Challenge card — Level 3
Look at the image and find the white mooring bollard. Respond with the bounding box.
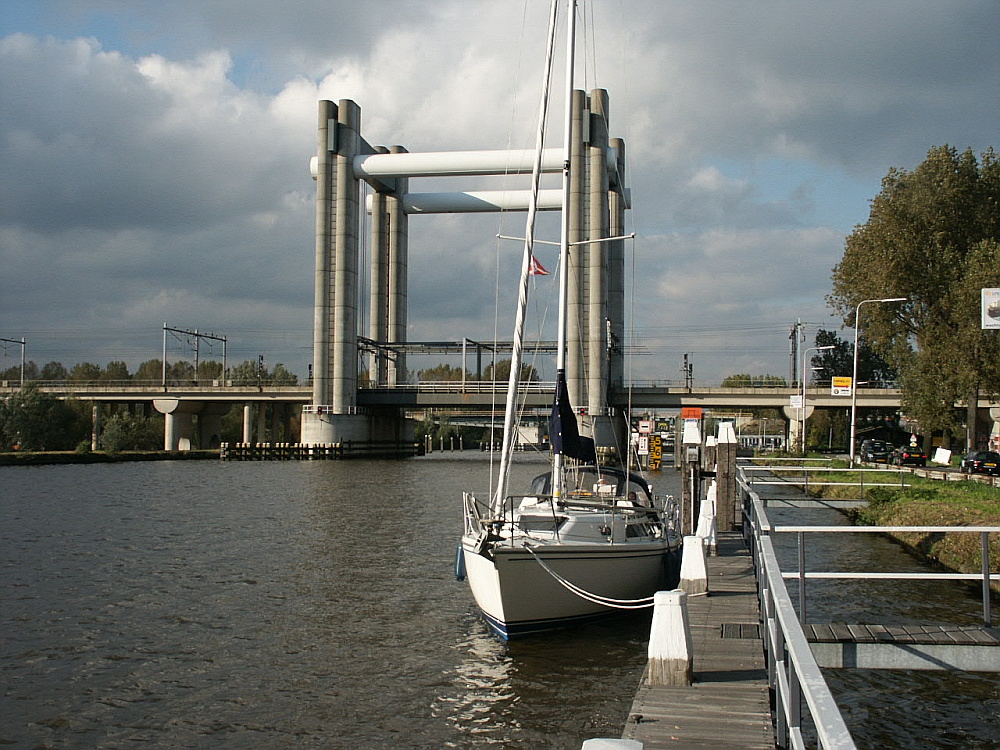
[695,479,718,555]
[679,535,708,595]
[581,740,644,749]
[646,589,693,687]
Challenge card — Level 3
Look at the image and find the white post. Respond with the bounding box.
[647,589,693,686]
[696,480,718,554]
[679,535,708,595]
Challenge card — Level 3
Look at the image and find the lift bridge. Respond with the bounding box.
[303,92,632,453]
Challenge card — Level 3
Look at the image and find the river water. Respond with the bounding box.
[1,455,664,749]
[2,457,998,749]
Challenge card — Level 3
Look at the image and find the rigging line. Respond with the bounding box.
[490,0,550,492]
[523,544,656,609]
[493,0,561,512]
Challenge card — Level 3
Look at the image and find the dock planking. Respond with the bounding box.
[805,621,1000,670]
[805,622,1000,646]
[622,532,775,749]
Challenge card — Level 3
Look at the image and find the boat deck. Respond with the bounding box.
[622,531,775,749]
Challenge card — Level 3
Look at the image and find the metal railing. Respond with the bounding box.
[775,524,997,626]
[743,464,911,493]
[739,472,857,750]
[740,462,1000,747]
[361,380,556,393]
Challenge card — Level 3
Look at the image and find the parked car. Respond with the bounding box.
[891,445,927,467]
[959,450,1000,476]
[859,439,892,463]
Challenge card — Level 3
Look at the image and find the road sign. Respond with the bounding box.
[831,376,853,396]
[637,435,649,455]
[638,420,652,434]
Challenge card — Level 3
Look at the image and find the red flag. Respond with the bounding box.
[529,256,550,276]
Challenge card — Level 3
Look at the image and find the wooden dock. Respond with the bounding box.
[805,621,1000,670]
[622,532,775,749]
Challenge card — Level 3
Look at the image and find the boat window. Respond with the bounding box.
[529,474,550,495]
[625,523,657,538]
[518,515,566,533]
[624,479,652,505]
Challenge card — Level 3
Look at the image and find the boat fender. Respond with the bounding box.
[454,543,466,581]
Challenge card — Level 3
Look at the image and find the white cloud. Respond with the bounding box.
[1,0,998,383]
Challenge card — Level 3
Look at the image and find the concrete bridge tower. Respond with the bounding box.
[301,94,631,455]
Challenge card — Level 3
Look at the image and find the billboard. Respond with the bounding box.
[983,288,1000,330]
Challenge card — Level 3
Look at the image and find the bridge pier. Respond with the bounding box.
[153,399,231,451]
[301,407,415,448]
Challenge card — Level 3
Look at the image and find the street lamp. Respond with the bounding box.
[801,345,835,453]
[849,297,907,463]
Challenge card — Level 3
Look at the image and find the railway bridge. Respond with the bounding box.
[5,379,998,452]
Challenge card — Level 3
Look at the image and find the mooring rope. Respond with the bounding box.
[523,544,656,609]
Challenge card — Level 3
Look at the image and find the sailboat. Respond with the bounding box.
[459,0,681,639]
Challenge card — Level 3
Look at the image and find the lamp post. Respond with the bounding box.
[849,297,907,463]
[801,345,834,453]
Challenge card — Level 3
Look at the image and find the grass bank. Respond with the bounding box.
[803,461,1000,590]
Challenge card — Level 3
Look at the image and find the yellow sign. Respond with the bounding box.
[831,376,852,396]
[648,436,662,470]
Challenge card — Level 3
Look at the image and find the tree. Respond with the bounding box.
[270,363,298,385]
[197,360,224,381]
[166,360,195,383]
[135,359,164,383]
[0,382,86,450]
[810,330,896,386]
[40,362,69,380]
[228,359,263,384]
[0,364,21,381]
[829,145,1000,445]
[69,362,102,382]
[1,361,39,382]
[482,359,539,382]
[721,373,787,388]
[100,412,163,453]
[102,361,131,382]
[417,364,469,381]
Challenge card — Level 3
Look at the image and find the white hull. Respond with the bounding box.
[462,536,677,638]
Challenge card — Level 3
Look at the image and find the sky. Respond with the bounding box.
[1,0,997,386]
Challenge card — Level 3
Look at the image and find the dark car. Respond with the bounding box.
[891,445,927,467]
[859,439,892,463]
[959,450,1000,476]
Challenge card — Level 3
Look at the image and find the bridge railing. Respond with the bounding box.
[361,380,556,393]
[0,378,304,389]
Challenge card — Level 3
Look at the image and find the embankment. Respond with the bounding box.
[0,450,219,466]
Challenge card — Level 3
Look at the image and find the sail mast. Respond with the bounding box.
[552,0,576,502]
[491,0,561,512]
